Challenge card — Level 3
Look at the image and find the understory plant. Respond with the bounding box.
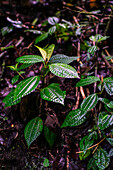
[3,34,113,169]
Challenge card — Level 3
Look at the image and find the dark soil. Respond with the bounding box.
[0,0,113,169]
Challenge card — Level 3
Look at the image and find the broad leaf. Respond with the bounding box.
[89,34,109,42]
[48,16,59,25]
[24,117,43,148]
[49,63,79,78]
[104,77,113,96]
[48,26,56,35]
[11,75,19,84]
[109,148,113,157]
[98,112,113,130]
[80,94,98,113]
[61,109,87,128]
[88,46,98,56]
[17,63,34,71]
[45,44,55,61]
[93,148,110,169]
[49,54,79,64]
[76,76,100,87]
[14,76,40,101]
[3,89,21,107]
[35,45,47,61]
[35,32,48,44]
[16,55,44,64]
[44,126,56,148]
[24,29,42,34]
[43,158,50,167]
[87,158,98,170]
[106,138,113,146]
[40,83,66,105]
[98,98,110,105]
[107,101,113,108]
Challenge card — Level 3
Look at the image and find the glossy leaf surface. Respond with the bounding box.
[11,75,19,84]
[40,83,66,105]
[98,112,113,130]
[49,54,79,64]
[14,76,40,101]
[35,32,48,44]
[49,63,79,78]
[104,77,113,96]
[61,109,87,127]
[16,55,44,64]
[80,94,98,113]
[76,76,100,87]
[24,117,43,148]
[106,138,113,146]
[93,148,110,169]
[3,89,21,107]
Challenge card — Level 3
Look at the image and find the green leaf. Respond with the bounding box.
[44,126,56,148]
[80,136,94,154]
[88,46,98,56]
[61,109,87,128]
[40,83,66,105]
[107,101,113,108]
[98,98,110,105]
[89,34,109,42]
[98,112,113,130]
[2,89,21,107]
[104,104,113,113]
[76,76,100,87]
[35,32,48,44]
[48,26,56,35]
[1,26,13,36]
[16,55,44,64]
[87,158,98,170]
[45,44,55,61]
[106,138,113,146]
[93,148,110,169]
[14,76,40,101]
[80,94,98,113]
[35,45,47,61]
[11,75,19,84]
[49,63,79,78]
[109,148,113,157]
[43,158,50,167]
[17,63,34,71]
[48,16,59,25]
[104,77,113,96]
[49,54,79,64]
[24,117,43,148]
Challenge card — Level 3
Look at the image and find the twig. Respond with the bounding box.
[76,138,105,154]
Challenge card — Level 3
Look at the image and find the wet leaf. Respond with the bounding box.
[16,55,44,64]
[44,126,56,147]
[14,76,40,101]
[106,138,113,146]
[104,77,113,96]
[109,148,113,157]
[48,16,59,25]
[80,94,98,113]
[61,109,87,127]
[98,112,113,130]
[87,158,98,170]
[49,63,79,78]
[49,54,79,64]
[11,75,19,84]
[93,148,110,169]
[88,46,98,56]
[35,32,48,44]
[3,89,21,107]
[40,83,66,105]
[43,158,49,167]
[48,26,56,35]
[24,117,43,148]
[76,76,100,87]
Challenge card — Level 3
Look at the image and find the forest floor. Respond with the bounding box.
[0,0,113,169]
